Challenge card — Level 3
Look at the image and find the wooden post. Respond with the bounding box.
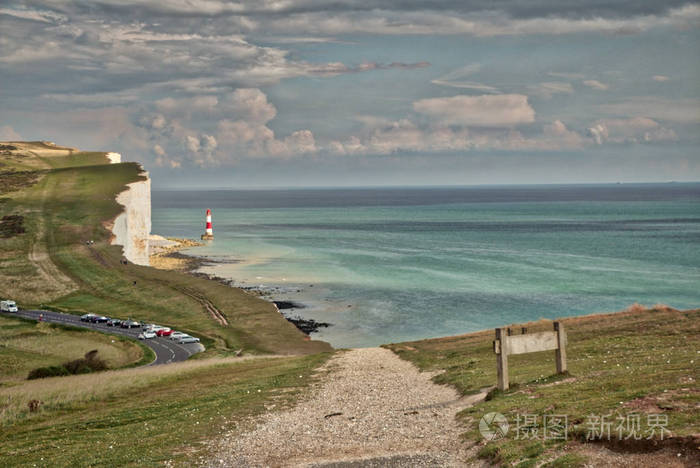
[495,327,509,390]
[554,321,567,374]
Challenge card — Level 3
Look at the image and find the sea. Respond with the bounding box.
[152,184,700,348]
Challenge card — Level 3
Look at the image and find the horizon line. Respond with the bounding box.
[151,181,700,191]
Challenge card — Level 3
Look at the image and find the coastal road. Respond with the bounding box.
[3,309,203,365]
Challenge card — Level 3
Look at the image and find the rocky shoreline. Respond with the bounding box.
[272,300,331,334]
[149,238,332,336]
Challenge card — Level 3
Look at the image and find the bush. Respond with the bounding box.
[27,366,70,380]
[27,350,108,380]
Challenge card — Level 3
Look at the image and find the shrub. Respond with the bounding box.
[27,350,108,380]
[27,366,70,380]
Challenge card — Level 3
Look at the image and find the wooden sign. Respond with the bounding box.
[493,321,567,391]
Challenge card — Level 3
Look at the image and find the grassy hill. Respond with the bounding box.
[0,315,149,385]
[0,141,334,465]
[0,352,331,466]
[385,305,699,466]
[0,141,331,356]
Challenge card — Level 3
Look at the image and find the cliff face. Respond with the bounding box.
[106,152,122,164]
[111,170,151,266]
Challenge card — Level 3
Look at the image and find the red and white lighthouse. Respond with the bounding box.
[201,209,214,240]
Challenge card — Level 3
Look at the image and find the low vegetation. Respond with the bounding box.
[0,315,146,385]
[385,305,699,466]
[28,349,108,380]
[0,353,331,466]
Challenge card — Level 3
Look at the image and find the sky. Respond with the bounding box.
[1,1,699,188]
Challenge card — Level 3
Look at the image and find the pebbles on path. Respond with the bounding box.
[207,347,474,467]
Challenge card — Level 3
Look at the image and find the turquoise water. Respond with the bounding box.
[152,185,700,348]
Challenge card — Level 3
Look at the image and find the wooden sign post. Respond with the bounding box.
[493,321,567,391]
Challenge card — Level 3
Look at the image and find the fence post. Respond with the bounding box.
[495,327,509,391]
[554,321,567,374]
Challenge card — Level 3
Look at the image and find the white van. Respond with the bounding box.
[1,300,19,313]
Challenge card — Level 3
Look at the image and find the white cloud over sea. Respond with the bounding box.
[0,1,698,184]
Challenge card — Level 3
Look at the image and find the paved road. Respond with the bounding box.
[3,309,203,365]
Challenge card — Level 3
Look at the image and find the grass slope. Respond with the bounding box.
[0,142,331,356]
[0,142,334,465]
[0,353,331,466]
[385,306,699,466]
[0,315,146,385]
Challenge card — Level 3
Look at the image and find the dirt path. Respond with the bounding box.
[179,286,229,326]
[26,178,77,301]
[207,347,480,467]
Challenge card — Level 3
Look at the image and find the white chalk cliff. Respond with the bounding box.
[111,168,151,266]
[106,152,122,164]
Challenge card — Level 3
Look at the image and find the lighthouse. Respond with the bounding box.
[201,209,214,240]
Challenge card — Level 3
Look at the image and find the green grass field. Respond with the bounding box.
[0,315,148,385]
[0,352,331,466]
[385,305,699,466]
[0,142,330,356]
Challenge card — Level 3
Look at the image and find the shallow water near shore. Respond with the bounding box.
[152,184,700,348]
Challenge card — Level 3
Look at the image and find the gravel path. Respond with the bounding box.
[207,347,476,467]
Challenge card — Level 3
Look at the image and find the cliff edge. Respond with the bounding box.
[111,168,151,266]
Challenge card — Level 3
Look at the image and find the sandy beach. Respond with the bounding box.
[149,235,205,270]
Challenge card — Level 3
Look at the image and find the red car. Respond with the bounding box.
[156,328,173,337]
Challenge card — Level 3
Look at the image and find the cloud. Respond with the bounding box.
[548,72,586,80]
[185,135,201,153]
[583,80,609,90]
[587,117,677,144]
[430,64,499,92]
[252,4,700,37]
[598,97,700,123]
[430,81,500,92]
[413,94,535,127]
[33,1,693,21]
[284,130,317,154]
[0,7,67,23]
[541,120,585,148]
[156,96,219,115]
[652,75,670,82]
[0,125,22,141]
[328,117,587,156]
[224,88,277,123]
[532,82,575,98]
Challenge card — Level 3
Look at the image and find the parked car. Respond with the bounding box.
[138,331,156,340]
[80,313,96,322]
[95,316,109,323]
[121,320,140,329]
[155,328,172,337]
[169,332,188,341]
[1,300,18,313]
[106,318,122,327]
[178,336,200,344]
[145,325,167,333]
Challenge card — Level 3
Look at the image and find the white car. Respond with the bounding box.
[178,336,200,344]
[169,332,188,341]
[138,331,156,340]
